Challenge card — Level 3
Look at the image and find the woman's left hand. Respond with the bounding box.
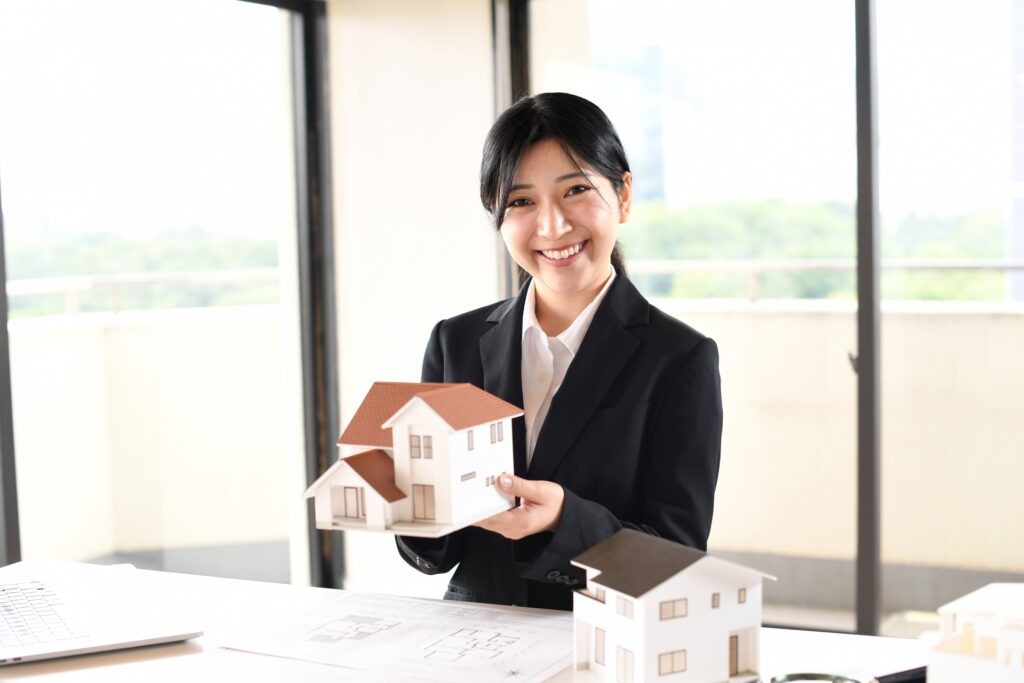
[474,473,565,540]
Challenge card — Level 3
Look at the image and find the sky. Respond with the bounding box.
[0,0,1018,242]
[0,0,295,240]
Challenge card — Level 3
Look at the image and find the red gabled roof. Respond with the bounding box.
[339,382,447,447]
[407,383,523,430]
[339,382,523,447]
[343,449,406,503]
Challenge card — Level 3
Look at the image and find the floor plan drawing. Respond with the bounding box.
[221,592,572,683]
[424,627,520,662]
[307,614,400,643]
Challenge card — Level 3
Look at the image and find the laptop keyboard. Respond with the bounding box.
[0,581,85,648]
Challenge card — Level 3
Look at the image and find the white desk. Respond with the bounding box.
[0,561,930,682]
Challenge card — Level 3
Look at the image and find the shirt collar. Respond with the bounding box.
[521,269,617,356]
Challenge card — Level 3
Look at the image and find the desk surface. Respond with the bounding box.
[0,561,930,682]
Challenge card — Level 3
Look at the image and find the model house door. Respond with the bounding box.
[412,484,435,520]
[729,634,739,675]
[616,646,633,683]
[343,487,364,518]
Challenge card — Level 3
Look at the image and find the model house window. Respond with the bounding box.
[659,598,687,620]
[739,587,747,604]
[422,435,433,459]
[658,650,686,675]
[490,423,497,443]
[467,430,474,450]
[712,592,721,608]
[595,627,605,665]
[616,596,633,619]
[460,471,476,482]
[497,421,504,441]
[410,434,421,458]
[596,587,606,603]
[616,646,634,683]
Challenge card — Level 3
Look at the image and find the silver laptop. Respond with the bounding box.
[0,561,202,665]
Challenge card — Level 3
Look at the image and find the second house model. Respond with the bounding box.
[571,529,775,683]
[304,382,523,538]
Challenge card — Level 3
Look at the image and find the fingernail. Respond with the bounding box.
[500,475,513,489]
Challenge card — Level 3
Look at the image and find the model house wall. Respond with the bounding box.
[929,583,1024,683]
[572,530,771,683]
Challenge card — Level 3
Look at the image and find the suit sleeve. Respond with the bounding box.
[518,337,723,583]
[394,319,467,575]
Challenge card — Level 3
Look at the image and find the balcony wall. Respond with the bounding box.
[8,301,1023,602]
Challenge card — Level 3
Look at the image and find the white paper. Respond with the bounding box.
[221,593,573,683]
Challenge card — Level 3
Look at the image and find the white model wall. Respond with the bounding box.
[327,0,497,595]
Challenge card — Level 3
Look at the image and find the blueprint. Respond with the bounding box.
[221,592,573,682]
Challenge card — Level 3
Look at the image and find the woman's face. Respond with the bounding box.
[500,139,631,307]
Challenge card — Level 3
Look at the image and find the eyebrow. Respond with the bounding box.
[510,171,592,192]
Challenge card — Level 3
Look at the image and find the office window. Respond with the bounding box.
[876,1,1024,635]
[467,430,474,450]
[422,435,433,459]
[595,627,605,665]
[0,0,302,583]
[410,435,422,458]
[739,588,747,604]
[712,592,721,609]
[616,595,633,619]
[660,598,687,620]
[529,0,858,630]
[659,650,686,675]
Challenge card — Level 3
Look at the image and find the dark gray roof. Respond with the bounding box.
[571,529,706,599]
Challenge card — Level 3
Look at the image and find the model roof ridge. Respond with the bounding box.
[337,381,449,447]
[381,383,524,433]
[572,529,776,599]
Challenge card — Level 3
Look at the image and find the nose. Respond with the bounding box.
[536,202,571,240]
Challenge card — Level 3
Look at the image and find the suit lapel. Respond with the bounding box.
[527,275,648,482]
[480,287,528,476]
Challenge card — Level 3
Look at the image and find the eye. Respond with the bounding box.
[565,184,591,197]
[507,197,532,208]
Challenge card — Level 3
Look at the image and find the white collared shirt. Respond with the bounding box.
[520,270,617,468]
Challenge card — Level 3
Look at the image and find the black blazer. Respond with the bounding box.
[396,273,722,610]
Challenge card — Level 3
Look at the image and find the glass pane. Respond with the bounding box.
[0,0,306,583]
[877,1,1024,636]
[530,0,857,630]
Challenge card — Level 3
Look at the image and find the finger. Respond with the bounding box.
[498,473,540,501]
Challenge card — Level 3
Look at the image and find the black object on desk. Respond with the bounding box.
[870,665,927,683]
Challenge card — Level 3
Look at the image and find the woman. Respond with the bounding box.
[396,92,722,611]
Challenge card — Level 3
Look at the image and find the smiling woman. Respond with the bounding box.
[395,92,724,611]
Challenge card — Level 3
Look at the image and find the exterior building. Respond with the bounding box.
[304,382,522,538]
[572,529,774,682]
[929,583,1024,683]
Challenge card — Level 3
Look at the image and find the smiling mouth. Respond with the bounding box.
[538,241,585,261]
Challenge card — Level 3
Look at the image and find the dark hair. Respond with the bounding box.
[479,92,629,276]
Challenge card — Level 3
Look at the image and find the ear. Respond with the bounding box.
[617,172,633,223]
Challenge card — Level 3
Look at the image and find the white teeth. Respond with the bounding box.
[542,242,583,260]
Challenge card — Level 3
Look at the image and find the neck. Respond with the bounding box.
[533,267,612,337]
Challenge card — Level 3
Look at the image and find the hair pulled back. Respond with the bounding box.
[479,92,630,274]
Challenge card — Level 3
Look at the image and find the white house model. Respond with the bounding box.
[303,382,522,538]
[928,583,1024,683]
[571,529,775,683]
